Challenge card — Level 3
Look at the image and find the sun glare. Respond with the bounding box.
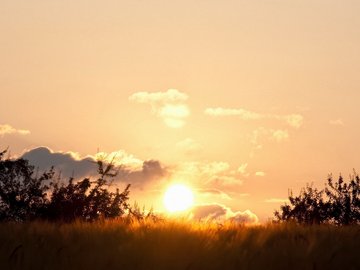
[163,184,194,213]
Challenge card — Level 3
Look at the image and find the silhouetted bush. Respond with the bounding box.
[0,150,130,222]
[0,150,53,221]
[275,173,360,225]
[325,173,360,225]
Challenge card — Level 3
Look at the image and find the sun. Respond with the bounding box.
[163,184,194,213]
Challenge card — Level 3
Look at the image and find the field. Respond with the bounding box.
[0,220,359,270]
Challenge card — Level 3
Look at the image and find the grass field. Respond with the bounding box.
[0,219,359,270]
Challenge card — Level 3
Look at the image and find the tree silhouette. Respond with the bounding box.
[275,173,360,225]
[0,149,53,221]
[0,149,131,222]
[325,173,360,225]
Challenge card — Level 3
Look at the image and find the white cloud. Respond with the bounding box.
[94,150,143,170]
[329,119,344,126]
[0,124,30,136]
[204,108,261,119]
[205,107,304,128]
[129,89,190,128]
[129,89,188,104]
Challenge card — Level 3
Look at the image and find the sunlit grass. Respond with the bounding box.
[0,219,359,270]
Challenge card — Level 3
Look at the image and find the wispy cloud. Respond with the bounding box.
[0,124,30,136]
[238,163,249,177]
[270,129,289,142]
[329,118,345,126]
[255,171,266,177]
[129,89,190,128]
[197,188,232,200]
[204,107,304,128]
[176,138,202,155]
[250,128,289,147]
[170,161,245,190]
[265,198,289,203]
[204,108,262,119]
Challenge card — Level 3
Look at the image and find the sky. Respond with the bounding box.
[1,0,360,222]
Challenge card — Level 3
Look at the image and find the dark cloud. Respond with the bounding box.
[190,203,258,224]
[21,147,168,188]
[117,160,168,188]
[229,210,259,224]
[191,204,228,220]
[22,147,96,179]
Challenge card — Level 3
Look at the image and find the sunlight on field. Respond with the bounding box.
[0,219,359,270]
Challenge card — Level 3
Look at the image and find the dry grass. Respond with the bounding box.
[0,219,359,270]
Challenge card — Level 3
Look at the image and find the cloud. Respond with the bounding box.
[191,204,228,220]
[116,160,168,188]
[270,129,289,142]
[171,161,243,188]
[238,163,250,177]
[204,108,261,119]
[129,89,188,104]
[21,147,168,188]
[176,138,202,155]
[255,171,266,177]
[250,128,289,148]
[329,119,344,126]
[204,107,304,128]
[197,188,232,200]
[190,203,258,224]
[229,210,259,224]
[22,147,96,178]
[0,124,30,136]
[129,89,190,128]
[285,114,303,129]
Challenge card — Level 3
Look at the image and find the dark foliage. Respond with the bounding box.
[0,150,53,221]
[0,150,131,222]
[275,173,360,225]
[325,173,360,225]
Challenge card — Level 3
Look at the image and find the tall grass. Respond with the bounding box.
[0,219,359,270]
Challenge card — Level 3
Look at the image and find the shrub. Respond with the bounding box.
[275,173,360,225]
[0,150,130,222]
[0,149,53,221]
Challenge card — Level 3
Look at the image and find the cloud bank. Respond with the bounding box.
[21,147,168,188]
[129,89,190,128]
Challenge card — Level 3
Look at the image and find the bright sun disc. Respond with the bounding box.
[164,184,194,213]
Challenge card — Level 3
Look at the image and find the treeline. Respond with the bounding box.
[1,148,360,225]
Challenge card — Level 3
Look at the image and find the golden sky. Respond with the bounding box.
[1,0,360,221]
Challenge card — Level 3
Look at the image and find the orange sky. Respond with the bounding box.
[1,0,360,221]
